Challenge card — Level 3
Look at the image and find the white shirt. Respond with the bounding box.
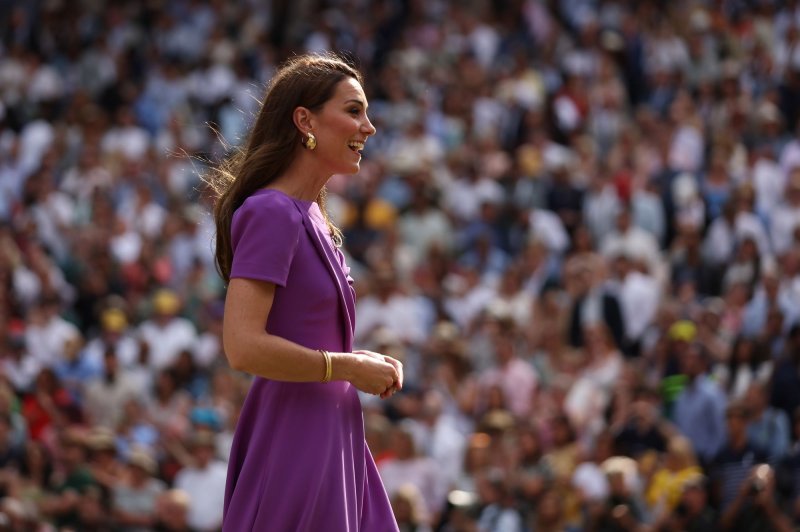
[403,416,467,489]
[121,201,167,240]
[572,462,609,502]
[632,190,666,243]
[752,158,786,215]
[1,354,42,392]
[444,177,504,222]
[28,64,64,102]
[668,124,704,173]
[173,461,227,531]
[192,332,222,369]
[101,126,150,161]
[528,209,570,254]
[780,139,800,177]
[398,209,453,265]
[600,226,661,274]
[60,165,114,201]
[138,318,198,371]
[110,230,143,264]
[619,271,661,341]
[19,120,54,173]
[770,201,800,255]
[84,335,142,369]
[703,217,735,265]
[442,279,496,330]
[713,362,773,400]
[387,133,445,176]
[83,370,147,428]
[735,212,771,257]
[25,316,80,368]
[355,294,427,346]
[379,457,445,522]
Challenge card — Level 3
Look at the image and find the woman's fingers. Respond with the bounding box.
[353,349,403,391]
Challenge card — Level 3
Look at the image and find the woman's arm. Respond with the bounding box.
[223,278,400,396]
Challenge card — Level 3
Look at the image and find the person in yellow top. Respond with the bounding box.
[646,435,703,514]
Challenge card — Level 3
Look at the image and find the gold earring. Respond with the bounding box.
[304,132,317,150]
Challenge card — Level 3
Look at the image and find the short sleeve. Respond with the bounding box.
[229,192,303,286]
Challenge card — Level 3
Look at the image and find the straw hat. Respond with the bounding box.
[127,447,157,475]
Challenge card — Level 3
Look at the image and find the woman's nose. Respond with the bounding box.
[362,116,376,136]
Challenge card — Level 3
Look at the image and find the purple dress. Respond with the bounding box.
[222,189,398,531]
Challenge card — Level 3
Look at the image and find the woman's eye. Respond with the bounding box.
[349,108,360,115]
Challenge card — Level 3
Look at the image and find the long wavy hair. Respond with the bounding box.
[207,53,362,283]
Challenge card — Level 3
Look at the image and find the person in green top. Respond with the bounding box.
[39,429,100,528]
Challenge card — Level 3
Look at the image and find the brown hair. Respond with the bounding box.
[207,53,362,283]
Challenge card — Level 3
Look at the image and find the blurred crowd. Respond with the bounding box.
[2,0,800,531]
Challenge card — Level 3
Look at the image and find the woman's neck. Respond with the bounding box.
[270,154,331,201]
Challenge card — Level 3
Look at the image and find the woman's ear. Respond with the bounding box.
[293,106,314,135]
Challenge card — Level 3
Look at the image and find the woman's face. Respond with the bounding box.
[309,77,376,175]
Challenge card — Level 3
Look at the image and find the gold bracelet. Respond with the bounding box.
[318,349,332,383]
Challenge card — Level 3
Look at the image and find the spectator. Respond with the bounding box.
[565,255,625,352]
[770,323,800,420]
[611,385,673,459]
[23,296,80,369]
[588,458,648,532]
[83,346,145,429]
[355,265,428,346]
[401,390,467,492]
[477,319,539,419]
[153,489,193,532]
[379,423,446,524]
[146,369,192,441]
[709,403,769,512]
[650,473,716,531]
[171,431,226,532]
[38,429,98,529]
[645,436,703,516]
[528,486,578,532]
[718,464,792,532]
[672,343,727,464]
[1,320,41,394]
[744,382,791,462]
[475,471,525,532]
[769,169,800,257]
[600,207,662,284]
[713,335,772,400]
[391,484,433,532]
[85,425,124,492]
[21,368,81,444]
[137,289,198,372]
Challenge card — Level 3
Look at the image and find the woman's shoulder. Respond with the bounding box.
[240,189,304,211]
[235,189,306,225]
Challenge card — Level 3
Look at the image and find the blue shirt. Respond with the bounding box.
[674,375,728,461]
[747,408,790,462]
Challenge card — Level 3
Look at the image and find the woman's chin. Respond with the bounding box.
[340,162,361,175]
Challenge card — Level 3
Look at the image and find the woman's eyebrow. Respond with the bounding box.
[345,99,367,109]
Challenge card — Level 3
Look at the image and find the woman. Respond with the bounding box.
[712,335,771,400]
[645,436,703,517]
[209,54,403,530]
[146,368,192,440]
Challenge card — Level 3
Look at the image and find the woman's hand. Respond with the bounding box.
[346,350,403,398]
